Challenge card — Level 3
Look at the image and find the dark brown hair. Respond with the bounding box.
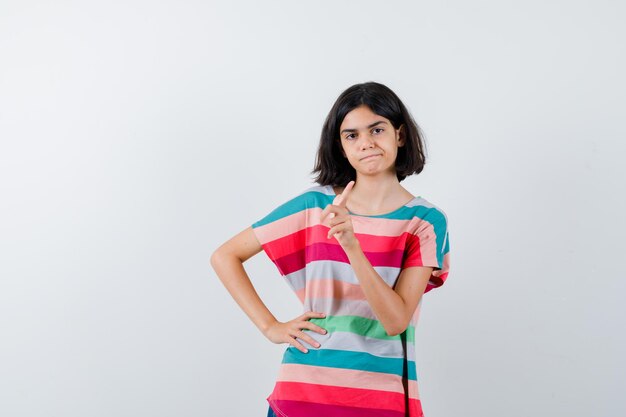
[311,81,427,187]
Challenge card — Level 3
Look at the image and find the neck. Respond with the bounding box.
[349,173,406,209]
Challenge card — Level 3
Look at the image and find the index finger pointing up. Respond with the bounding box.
[333,180,355,207]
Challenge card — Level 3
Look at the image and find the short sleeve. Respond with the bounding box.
[401,207,450,293]
[251,189,309,277]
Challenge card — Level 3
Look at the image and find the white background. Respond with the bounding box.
[1,1,625,416]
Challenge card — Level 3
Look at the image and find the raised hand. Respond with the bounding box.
[320,180,358,249]
[263,311,328,353]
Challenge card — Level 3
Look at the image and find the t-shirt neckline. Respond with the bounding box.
[328,185,420,218]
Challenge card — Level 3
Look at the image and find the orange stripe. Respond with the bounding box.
[305,278,366,300]
[309,207,420,237]
[276,363,420,399]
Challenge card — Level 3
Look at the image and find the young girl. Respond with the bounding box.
[211,81,450,417]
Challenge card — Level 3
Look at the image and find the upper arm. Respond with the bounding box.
[394,266,434,328]
[211,226,263,264]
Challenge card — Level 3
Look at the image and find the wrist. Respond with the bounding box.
[342,239,362,255]
[260,318,278,335]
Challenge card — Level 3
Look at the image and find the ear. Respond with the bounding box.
[396,124,406,147]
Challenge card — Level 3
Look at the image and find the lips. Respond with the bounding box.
[361,154,381,161]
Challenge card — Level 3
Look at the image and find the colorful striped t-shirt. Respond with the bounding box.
[251,184,451,417]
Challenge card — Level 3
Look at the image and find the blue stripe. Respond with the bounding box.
[282,347,417,380]
[251,188,441,227]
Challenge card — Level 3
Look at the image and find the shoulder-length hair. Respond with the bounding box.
[311,81,427,187]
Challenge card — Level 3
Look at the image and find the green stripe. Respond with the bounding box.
[308,315,415,343]
[283,347,417,380]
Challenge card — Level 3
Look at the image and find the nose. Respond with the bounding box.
[359,134,375,149]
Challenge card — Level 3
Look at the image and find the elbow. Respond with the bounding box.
[210,247,226,269]
[209,251,218,271]
[385,328,403,337]
[385,320,409,337]
[211,245,243,271]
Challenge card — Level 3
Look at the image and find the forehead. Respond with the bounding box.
[339,105,390,130]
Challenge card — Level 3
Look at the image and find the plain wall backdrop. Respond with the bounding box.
[1,1,625,416]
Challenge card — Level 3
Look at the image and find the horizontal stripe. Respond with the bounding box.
[251,190,311,227]
[304,240,406,268]
[268,398,417,417]
[282,347,417,380]
[276,363,420,399]
[295,328,417,361]
[257,218,437,263]
[252,186,435,227]
[299,278,366,301]
[403,226,440,270]
[252,210,306,247]
[255,207,420,248]
[302,297,422,326]
[423,252,450,293]
[287,260,401,288]
[304,315,415,342]
[271,381,419,413]
[267,235,420,276]
[303,297,379,321]
[308,222,410,252]
[254,220,446,283]
[252,196,446,252]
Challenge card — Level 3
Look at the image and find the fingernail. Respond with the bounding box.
[304,349,308,353]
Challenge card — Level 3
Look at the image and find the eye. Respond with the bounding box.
[345,133,356,140]
[373,128,384,134]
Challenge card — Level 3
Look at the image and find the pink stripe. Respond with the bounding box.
[276,363,420,399]
[308,223,412,252]
[304,241,405,267]
[304,278,366,301]
[253,210,307,245]
[268,399,413,417]
[424,252,450,293]
[262,229,306,263]
[309,207,419,236]
[299,298,372,321]
[271,381,411,412]
[402,220,443,269]
[256,207,436,254]
[255,210,438,273]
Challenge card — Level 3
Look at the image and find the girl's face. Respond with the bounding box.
[338,105,405,177]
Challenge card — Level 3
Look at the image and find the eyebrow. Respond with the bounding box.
[340,120,388,135]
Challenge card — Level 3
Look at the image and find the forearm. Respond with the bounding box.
[343,241,407,336]
[210,251,278,335]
